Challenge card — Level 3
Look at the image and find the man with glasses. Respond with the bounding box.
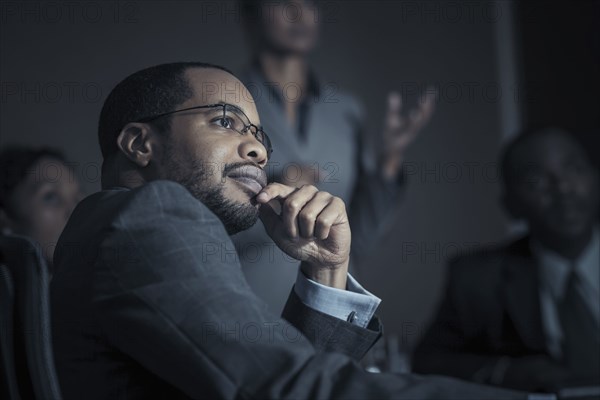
[50,62,525,399]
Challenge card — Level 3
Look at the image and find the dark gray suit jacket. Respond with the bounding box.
[413,237,599,391]
[51,181,525,399]
[412,239,547,380]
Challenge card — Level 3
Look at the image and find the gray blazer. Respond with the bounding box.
[51,181,524,399]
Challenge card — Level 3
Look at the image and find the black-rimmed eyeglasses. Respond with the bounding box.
[136,103,273,158]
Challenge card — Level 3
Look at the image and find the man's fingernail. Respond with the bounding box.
[256,192,268,202]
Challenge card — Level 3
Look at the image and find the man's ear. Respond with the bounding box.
[116,123,160,167]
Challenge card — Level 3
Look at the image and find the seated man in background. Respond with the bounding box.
[0,147,82,268]
[413,127,599,392]
[51,62,525,399]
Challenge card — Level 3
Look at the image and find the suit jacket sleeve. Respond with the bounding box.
[91,181,525,399]
[282,287,382,360]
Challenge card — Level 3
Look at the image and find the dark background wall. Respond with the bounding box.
[515,0,600,163]
[1,0,598,349]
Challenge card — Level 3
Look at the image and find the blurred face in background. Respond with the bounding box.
[504,130,599,243]
[253,0,319,56]
[1,157,82,264]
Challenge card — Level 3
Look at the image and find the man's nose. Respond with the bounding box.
[239,136,268,167]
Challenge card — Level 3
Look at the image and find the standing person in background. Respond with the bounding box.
[0,147,82,269]
[234,0,436,312]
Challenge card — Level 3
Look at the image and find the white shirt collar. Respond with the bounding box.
[531,226,599,299]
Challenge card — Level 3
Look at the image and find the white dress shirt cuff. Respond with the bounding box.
[294,269,381,328]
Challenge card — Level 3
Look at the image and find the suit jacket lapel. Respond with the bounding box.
[502,238,547,353]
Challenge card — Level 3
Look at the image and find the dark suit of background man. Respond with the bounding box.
[413,127,600,393]
[51,62,524,399]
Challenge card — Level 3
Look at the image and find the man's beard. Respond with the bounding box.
[164,154,259,235]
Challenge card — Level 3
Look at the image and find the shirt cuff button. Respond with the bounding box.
[346,311,357,324]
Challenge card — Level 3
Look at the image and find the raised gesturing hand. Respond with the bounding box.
[381,88,436,179]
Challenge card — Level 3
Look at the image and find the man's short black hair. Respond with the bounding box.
[0,146,66,212]
[98,62,234,160]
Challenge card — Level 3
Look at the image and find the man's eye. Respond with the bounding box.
[214,117,235,130]
[42,191,60,205]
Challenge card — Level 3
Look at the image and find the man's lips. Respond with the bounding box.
[227,166,268,195]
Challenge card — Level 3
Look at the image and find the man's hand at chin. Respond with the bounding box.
[256,183,351,290]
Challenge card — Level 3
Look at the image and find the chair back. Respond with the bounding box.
[0,235,62,400]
